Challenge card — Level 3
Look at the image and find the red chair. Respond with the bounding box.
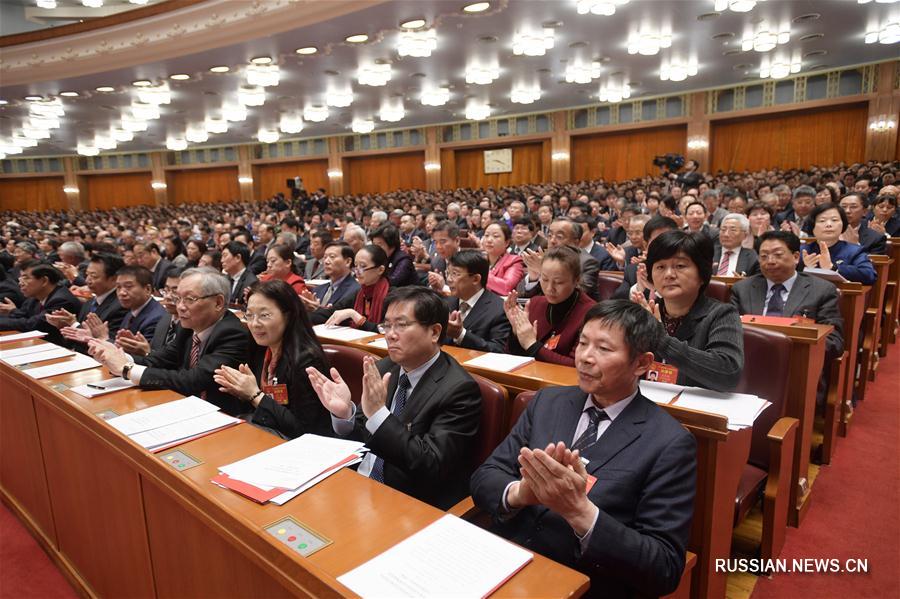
[597,271,624,301]
[322,344,378,405]
[468,373,509,468]
[508,390,536,435]
[704,279,731,303]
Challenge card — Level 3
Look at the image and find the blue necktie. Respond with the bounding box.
[767,283,785,317]
[87,299,98,313]
[370,374,411,483]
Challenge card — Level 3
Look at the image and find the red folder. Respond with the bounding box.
[211,473,287,503]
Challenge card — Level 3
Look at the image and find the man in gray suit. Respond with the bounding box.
[518,218,600,300]
[712,213,760,277]
[730,231,843,359]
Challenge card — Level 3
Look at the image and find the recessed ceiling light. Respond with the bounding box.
[400,18,426,29]
[803,50,827,58]
[792,13,820,23]
[132,80,152,87]
[345,34,369,43]
[800,33,824,42]
[463,2,490,13]
[170,74,190,80]
[295,46,318,55]
[209,66,230,73]
[250,56,273,65]
[723,49,742,56]
[542,20,563,28]
[711,32,734,40]
[698,12,721,21]
[96,86,115,92]
[24,95,43,101]
[59,91,79,97]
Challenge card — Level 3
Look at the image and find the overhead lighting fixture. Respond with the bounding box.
[131,100,160,120]
[11,134,38,148]
[210,66,230,73]
[714,0,763,12]
[326,88,354,107]
[257,129,280,143]
[246,63,280,87]
[687,136,709,150]
[238,85,266,106]
[36,0,57,8]
[352,118,375,133]
[865,20,900,44]
[660,57,699,81]
[112,127,134,142]
[222,103,248,122]
[205,117,229,133]
[59,91,79,97]
[129,0,150,4]
[238,176,254,184]
[575,0,629,16]
[565,59,603,84]
[81,0,103,7]
[512,27,555,56]
[22,126,51,140]
[137,83,172,105]
[741,21,791,52]
[598,78,631,102]
[96,86,115,92]
[304,105,329,122]
[279,113,304,134]
[29,98,64,118]
[295,46,318,55]
[122,113,149,132]
[424,162,441,171]
[94,134,116,150]
[627,29,672,55]
[250,56,273,65]
[760,52,801,78]
[379,100,405,122]
[551,151,570,161]
[29,115,61,131]
[859,0,900,3]
[465,101,491,120]
[401,18,427,29]
[462,2,490,13]
[358,62,392,86]
[0,100,7,105]
[77,143,99,156]
[1,141,24,155]
[869,116,897,131]
[24,95,43,101]
[421,87,450,106]
[185,124,209,143]
[166,137,188,151]
[398,28,438,57]
[511,83,541,104]
[169,74,191,81]
[132,80,153,87]
[345,34,369,43]
[63,186,79,194]
[150,181,167,190]
[465,61,500,85]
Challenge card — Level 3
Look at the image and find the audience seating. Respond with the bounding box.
[468,373,509,468]
[597,271,625,300]
[322,344,377,405]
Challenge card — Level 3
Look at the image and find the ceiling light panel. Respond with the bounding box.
[421,87,451,106]
[465,61,500,85]
[238,85,266,106]
[511,83,541,104]
[304,105,329,122]
[465,101,491,120]
[575,0,629,16]
[714,0,763,12]
[760,51,801,78]
[379,100,405,122]
[326,88,354,108]
[565,59,603,83]
[358,62,392,86]
[352,118,375,133]
[741,21,791,52]
[279,113,304,134]
[246,64,280,87]
[397,28,438,57]
[627,28,672,55]
[512,27,555,56]
[463,2,490,13]
[660,57,699,81]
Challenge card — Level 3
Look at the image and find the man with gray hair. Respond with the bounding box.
[714,213,760,277]
[701,190,727,229]
[368,211,388,235]
[55,241,89,286]
[88,267,252,415]
[343,225,368,254]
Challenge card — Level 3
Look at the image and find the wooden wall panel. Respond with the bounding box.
[345,152,426,194]
[710,103,868,172]
[0,177,66,211]
[570,125,687,183]
[255,160,329,200]
[84,173,153,210]
[169,167,240,204]
[452,143,546,189]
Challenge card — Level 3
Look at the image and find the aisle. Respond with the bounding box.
[0,502,77,598]
[752,352,900,598]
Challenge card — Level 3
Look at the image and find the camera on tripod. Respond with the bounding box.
[652,153,685,172]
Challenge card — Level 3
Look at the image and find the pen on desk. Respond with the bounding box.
[87,383,108,390]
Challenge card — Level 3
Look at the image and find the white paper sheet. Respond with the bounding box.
[639,380,685,404]
[674,388,771,430]
[338,515,533,599]
[367,337,389,349]
[2,347,75,366]
[130,411,240,450]
[219,434,366,490]
[0,343,59,359]
[269,456,364,505]
[69,377,137,398]
[313,324,380,342]
[23,354,100,379]
[305,279,330,287]
[106,396,220,436]
[804,267,848,284]
[464,353,534,372]
[0,331,48,343]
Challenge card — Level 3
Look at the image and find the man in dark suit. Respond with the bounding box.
[222,241,258,306]
[114,268,183,358]
[471,300,696,598]
[509,218,540,255]
[576,215,616,271]
[518,219,600,300]
[731,231,843,359]
[134,242,171,292]
[89,267,252,416]
[248,223,275,275]
[303,230,331,281]
[0,262,82,345]
[114,265,167,343]
[0,265,24,307]
[444,250,511,353]
[612,216,678,300]
[426,220,461,292]
[839,193,887,255]
[308,286,482,509]
[712,213,760,277]
[313,242,360,307]
[51,253,127,347]
[371,224,417,287]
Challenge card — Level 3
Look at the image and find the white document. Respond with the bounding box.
[674,388,772,430]
[2,347,75,366]
[313,324,379,342]
[0,331,48,344]
[305,279,330,287]
[639,380,684,404]
[0,343,60,359]
[107,396,220,436]
[804,267,848,284]
[130,411,240,450]
[338,514,533,599]
[69,377,137,398]
[367,338,389,349]
[269,455,364,505]
[219,434,366,490]
[23,354,100,379]
[464,353,534,372]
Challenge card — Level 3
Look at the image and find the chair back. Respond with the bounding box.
[459,237,479,249]
[597,272,624,300]
[508,390,537,435]
[705,279,731,303]
[322,344,378,405]
[469,373,509,467]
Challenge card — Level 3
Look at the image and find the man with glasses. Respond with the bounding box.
[312,242,359,308]
[50,253,128,346]
[114,267,184,357]
[0,261,81,345]
[443,250,510,353]
[307,286,482,509]
[88,267,252,416]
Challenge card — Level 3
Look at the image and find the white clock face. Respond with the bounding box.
[484,148,512,173]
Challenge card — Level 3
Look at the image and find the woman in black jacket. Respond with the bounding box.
[213,279,332,439]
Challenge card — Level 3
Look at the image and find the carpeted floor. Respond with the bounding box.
[752,351,900,599]
[0,503,78,598]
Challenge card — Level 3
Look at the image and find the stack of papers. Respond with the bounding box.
[673,389,771,431]
[0,331,48,344]
[464,353,534,372]
[1,346,74,367]
[367,337,389,349]
[69,377,137,398]
[0,343,56,359]
[639,380,684,404]
[214,434,367,505]
[804,267,848,284]
[313,324,379,342]
[23,353,101,379]
[106,396,240,452]
[338,514,533,599]
[305,279,330,287]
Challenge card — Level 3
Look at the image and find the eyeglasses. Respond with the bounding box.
[245,311,276,323]
[377,320,421,334]
[353,265,379,274]
[171,293,219,306]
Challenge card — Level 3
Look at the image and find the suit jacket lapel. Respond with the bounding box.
[784,275,810,316]
[582,395,648,473]
[398,353,448,420]
[751,276,767,315]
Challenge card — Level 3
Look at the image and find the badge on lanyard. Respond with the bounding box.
[645,361,679,384]
[544,333,561,351]
[263,384,289,405]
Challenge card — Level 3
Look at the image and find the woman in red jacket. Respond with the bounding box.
[482,222,524,296]
[261,244,307,296]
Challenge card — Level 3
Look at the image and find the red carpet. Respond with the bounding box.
[752,351,900,598]
[0,503,78,599]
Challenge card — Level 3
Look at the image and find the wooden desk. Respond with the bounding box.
[859,255,892,397]
[835,282,868,433]
[321,334,751,599]
[0,336,588,599]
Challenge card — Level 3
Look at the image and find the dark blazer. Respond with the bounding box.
[149,312,179,353]
[712,244,760,277]
[801,240,876,285]
[509,240,540,255]
[612,263,639,300]
[471,387,697,599]
[856,223,887,256]
[134,311,252,416]
[313,275,360,307]
[444,290,511,353]
[0,278,25,307]
[0,285,82,345]
[120,298,167,344]
[343,352,482,509]
[248,246,268,275]
[656,294,744,391]
[228,269,258,306]
[248,347,334,439]
[588,242,617,271]
[731,273,844,359]
[507,291,596,367]
[150,258,172,292]
[385,249,418,287]
[78,292,127,340]
[607,225,627,247]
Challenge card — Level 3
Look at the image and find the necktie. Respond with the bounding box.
[321,283,335,305]
[87,298,98,313]
[189,333,206,399]
[717,251,732,276]
[572,407,610,453]
[164,320,178,346]
[767,283,785,317]
[370,374,411,483]
[458,301,471,321]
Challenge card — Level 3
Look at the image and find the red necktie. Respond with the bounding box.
[717,251,732,276]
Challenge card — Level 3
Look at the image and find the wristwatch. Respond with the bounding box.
[122,362,135,381]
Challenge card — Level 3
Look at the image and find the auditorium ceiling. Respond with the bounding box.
[0,0,897,158]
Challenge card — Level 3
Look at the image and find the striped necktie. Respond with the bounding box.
[370,374,410,483]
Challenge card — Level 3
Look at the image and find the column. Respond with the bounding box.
[423,127,441,191]
[149,152,169,206]
[61,156,84,211]
[864,61,900,162]
[236,145,257,202]
[549,111,571,183]
[686,92,711,169]
[327,137,344,196]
